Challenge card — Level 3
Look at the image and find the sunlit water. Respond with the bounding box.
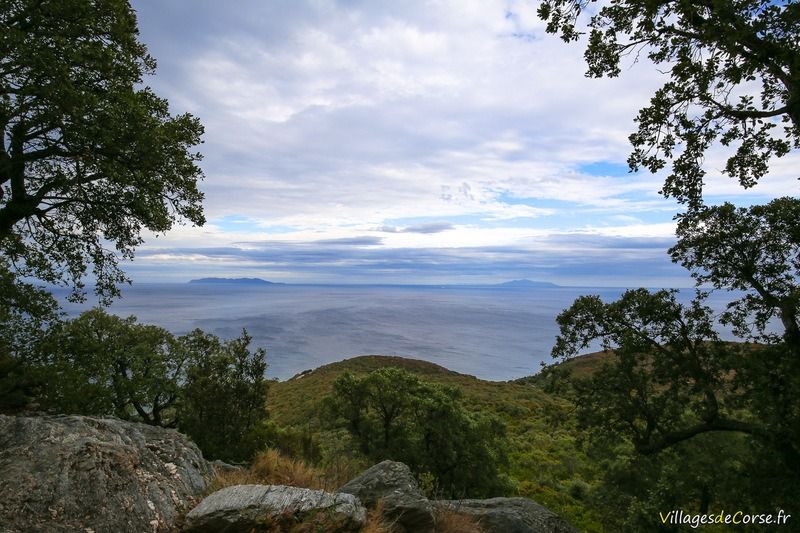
[56,284,742,381]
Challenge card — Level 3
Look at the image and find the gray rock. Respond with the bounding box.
[184,484,366,532]
[436,497,579,533]
[210,459,244,473]
[339,460,435,533]
[0,414,213,532]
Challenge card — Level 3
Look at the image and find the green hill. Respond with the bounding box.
[268,354,606,531]
[270,355,552,425]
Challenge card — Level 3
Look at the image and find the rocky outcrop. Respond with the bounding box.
[436,497,579,533]
[0,414,213,533]
[184,484,366,532]
[0,413,579,533]
[339,460,435,533]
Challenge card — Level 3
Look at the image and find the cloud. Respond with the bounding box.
[379,222,454,234]
[132,229,690,287]
[312,236,383,246]
[124,0,789,287]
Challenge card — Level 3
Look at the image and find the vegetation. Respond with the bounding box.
[1,1,796,531]
[0,0,276,465]
[37,309,183,424]
[208,448,339,493]
[325,367,511,498]
[539,0,799,207]
[26,309,269,462]
[537,1,800,529]
[267,356,604,531]
[0,0,205,308]
[177,329,269,462]
[0,258,58,411]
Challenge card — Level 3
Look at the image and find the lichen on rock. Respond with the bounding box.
[0,414,214,532]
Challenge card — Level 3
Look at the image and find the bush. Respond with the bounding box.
[29,309,269,462]
[176,329,268,462]
[326,367,511,498]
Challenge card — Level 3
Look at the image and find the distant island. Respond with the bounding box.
[186,277,558,288]
[188,277,282,285]
[494,279,559,288]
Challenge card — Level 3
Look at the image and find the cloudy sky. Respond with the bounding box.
[127,0,794,287]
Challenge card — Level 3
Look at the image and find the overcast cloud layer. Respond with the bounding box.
[126,0,796,287]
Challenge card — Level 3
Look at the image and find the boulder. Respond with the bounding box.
[436,497,579,533]
[210,459,245,473]
[0,414,213,532]
[184,484,366,532]
[339,460,435,532]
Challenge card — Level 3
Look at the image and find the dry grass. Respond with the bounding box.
[250,449,330,488]
[205,451,487,533]
[360,500,397,533]
[208,448,340,493]
[434,508,484,533]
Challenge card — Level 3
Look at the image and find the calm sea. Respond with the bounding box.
[57,284,739,381]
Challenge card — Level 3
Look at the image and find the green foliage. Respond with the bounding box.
[551,287,800,527]
[0,259,59,411]
[538,0,800,207]
[0,353,39,412]
[26,309,269,462]
[266,355,604,530]
[671,198,800,350]
[0,0,204,304]
[37,309,186,425]
[539,2,800,527]
[176,329,269,462]
[326,367,511,498]
[552,289,742,454]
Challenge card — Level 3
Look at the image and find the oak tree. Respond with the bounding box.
[38,308,186,425]
[539,0,800,206]
[0,0,204,304]
[539,1,800,521]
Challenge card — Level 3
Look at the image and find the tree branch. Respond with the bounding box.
[635,417,763,455]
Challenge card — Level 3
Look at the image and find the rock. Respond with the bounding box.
[436,497,579,533]
[339,460,435,533]
[0,414,213,532]
[184,484,366,532]
[210,459,244,473]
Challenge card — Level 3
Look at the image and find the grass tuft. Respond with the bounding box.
[434,508,485,533]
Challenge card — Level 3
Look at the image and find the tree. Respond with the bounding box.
[0,0,204,305]
[0,257,58,409]
[176,329,269,462]
[551,287,800,527]
[34,311,270,460]
[671,197,800,354]
[537,3,800,517]
[552,289,771,457]
[38,309,187,425]
[538,0,799,206]
[326,368,510,498]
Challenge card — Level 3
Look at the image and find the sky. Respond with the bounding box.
[125,0,796,287]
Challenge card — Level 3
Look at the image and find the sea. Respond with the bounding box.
[56,283,742,381]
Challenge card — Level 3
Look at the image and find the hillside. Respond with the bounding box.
[267,354,606,531]
[269,355,555,426]
[514,350,616,386]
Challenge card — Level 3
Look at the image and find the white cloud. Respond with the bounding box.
[127,0,795,285]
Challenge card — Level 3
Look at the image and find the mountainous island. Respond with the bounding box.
[188,277,282,285]
[186,277,558,289]
[494,279,560,289]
